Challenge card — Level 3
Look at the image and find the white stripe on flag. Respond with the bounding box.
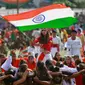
[10,8,74,26]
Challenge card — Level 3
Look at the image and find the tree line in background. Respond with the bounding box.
[54,0,85,8]
[0,0,85,9]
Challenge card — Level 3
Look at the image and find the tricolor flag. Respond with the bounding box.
[1,56,12,71]
[2,4,77,32]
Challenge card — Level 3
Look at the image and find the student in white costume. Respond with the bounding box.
[66,30,82,59]
[32,30,41,56]
[51,30,61,58]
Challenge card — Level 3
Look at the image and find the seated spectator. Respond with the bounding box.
[64,56,75,68]
[24,54,36,70]
[11,51,21,68]
[53,52,63,62]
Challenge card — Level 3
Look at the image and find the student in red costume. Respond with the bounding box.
[11,51,21,68]
[34,29,52,52]
[33,29,53,63]
[64,56,75,68]
[24,54,36,70]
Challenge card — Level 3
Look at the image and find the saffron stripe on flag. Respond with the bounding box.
[2,4,77,31]
[3,4,68,21]
[9,8,74,26]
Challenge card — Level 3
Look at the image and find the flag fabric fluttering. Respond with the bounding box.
[2,4,77,32]
[1,56,12,71]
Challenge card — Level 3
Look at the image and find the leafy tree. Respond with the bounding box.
[73,0,85,8]
[53,0,77,8]
[53,0,85,8]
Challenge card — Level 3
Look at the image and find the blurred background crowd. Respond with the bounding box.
[0,11,84,85]
[0,1,85,85]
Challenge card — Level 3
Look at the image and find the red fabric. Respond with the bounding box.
[68,62,75,68]
[0,39,3,44]
[14,29,19,33]
[71,26,75,30]
[82,58,85,63]
[64,62,75,68]
[38,52,45,61]
[75,74,83,85]
[41,42,52,51]
[27,61,36,70]
[34,37,52,51]
[23,57,28,61]
[1,68,5,72]
[12,58,21,68]
[52,44,59,52]
[24,57,36,70]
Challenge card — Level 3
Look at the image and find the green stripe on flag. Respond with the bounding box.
[17,17,77,32]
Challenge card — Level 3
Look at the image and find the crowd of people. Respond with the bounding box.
[0,12,85,85]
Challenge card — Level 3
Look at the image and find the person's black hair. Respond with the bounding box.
[45,60,54,71]
[75,59,81,65]
[78,29,81,32]
[74,55,79,58]
[36,61,52,81]
[39,31,49,44]
[71,30,77,33]
[80,24,83,28]
[37,61,44,70]
[45,60,53,67]
[19,64,28,72]
[53,52,62,61]
[5,68,16,76]
[52,29,57,33]
[19,60,27,67]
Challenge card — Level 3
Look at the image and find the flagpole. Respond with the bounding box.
[16,0,31,41]
[17,0,19,14]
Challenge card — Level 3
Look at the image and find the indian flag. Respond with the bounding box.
[2,4,77,32]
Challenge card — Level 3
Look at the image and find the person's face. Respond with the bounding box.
[41,29,47,35]
[66,57,71,64]
[71,32,77,38]
[56,53,61,59]
[74,57,79,61]
[53,33,56,37]
[77,30,81,34]
[28,56,34,63]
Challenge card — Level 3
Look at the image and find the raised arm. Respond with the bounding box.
[0,75,11,81]
[69,69,85,79]
[34,76,51,85]
[13,70,28,85]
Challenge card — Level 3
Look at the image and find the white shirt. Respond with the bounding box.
[32,30,40,39]
[66,37,82,57]
[60,65,77,73]
[51,36,61,57]
[52,36,61,45]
